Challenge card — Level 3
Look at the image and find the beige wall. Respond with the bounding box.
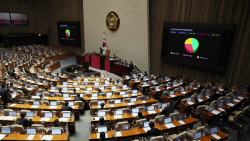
[83,0,150,72]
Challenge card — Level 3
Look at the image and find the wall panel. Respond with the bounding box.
[150,0,250,87]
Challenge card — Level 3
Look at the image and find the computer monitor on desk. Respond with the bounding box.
[97,125,108,133]
[115,110,123,115]
[132,108,139,113]
[210,127,218,135]
[121,123,130,131]
[63,113,71,118]
[162,103,167,109]
[170,91,174,95]
[51,128,62,135]
[50,101,57,106]
[1,127,11,134]
[98,111,106,117]
[26,112,34,117]
[63,94,69,98]
[173,137,183,141]
[115,99,121,104]
[33,101,40,105]
[45,112,53,118]
[27,128,37,135]
[9,111,17,116]
[131,98,137,102]
[193,132,202,140]
[164,118,172,124]
[143,121,150,128]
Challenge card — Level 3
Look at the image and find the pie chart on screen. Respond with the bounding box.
[184,38,199,53]
[65,29,70,38]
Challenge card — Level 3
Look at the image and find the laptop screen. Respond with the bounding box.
[105,81,109,85]
[148,106,154,111]
[173,81,176,85]
[87,87,92,91]
[68,101,74,106]
[97,126,107,133]
[187,98,191,102]
[51,86,56,90]
[182,114,188,119]
[170,91,174,95]
[120,91,125,95]
[116,110,123,115]
[1,127,11,134]
[155,86,159,90]
[33,101,40,105]
[96,78,100,81]
[121,124,130,131]
[173,137,183,141]
[162,103,167,109]
[164,118,172,124]
[75,87,80,91]
[98,111,106,117]
[99,87,104,90]
[63,74,66,76]
[45,113,53,118]
[63,82,67,85]
[43,80,47,83]
[92,93,98,97]
[132,90,137,94]
[210,127,218,134]
[197,94,201,99]
[63,113,71,118]
[180,88,184,92]
[36,92,41,96]
[218,102,223,108]
[80,94,84,97]
[111,86,116,90]
[9,111,17,116]
[73,82,78,85]
[115,99,121,104]
[51,128,62,135]
[50,101,57,106]
[131,98,137,102]
[63,94,69,98]
[106,92,112,96]
[189,85,193,89]
[27,128,37,135]
[26,112,34,117]
[49,93,55,97]
[144,121,150,128]
[132,108,139,113]
[209,106,214,112]
[123,85,127,89]
[94,82,99,86]
[193,132,202,140]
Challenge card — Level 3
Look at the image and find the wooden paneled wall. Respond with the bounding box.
[0,0,50,36]
[49,0,84,54]
[150,0,250,88]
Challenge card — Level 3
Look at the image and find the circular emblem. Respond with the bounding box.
[106,11,120,31]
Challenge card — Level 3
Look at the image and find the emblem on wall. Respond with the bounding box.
[106,11,120,31]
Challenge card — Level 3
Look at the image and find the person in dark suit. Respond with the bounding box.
[16,112,30,127]
[95,117,108,128]
[0,84,7,109]
[19,83,29,95]
[162,102,174,117]
[129,61,133,67]
[74,93,85,103]
[146,122,160,136]
[61,101,73,113]
[6,88,13,104]
[210,89,219,101]
[192,98,199,110]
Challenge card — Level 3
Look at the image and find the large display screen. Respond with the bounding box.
[161,23,235,73]
[57,21,81,47]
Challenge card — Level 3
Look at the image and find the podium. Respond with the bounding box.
[91,54,105,70]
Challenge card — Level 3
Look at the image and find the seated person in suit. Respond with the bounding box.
[146,122,160,136]
[16,112,31,127]
[241,95,250,108]
[162,102,174,117]
[95,117,108,128]
[44,86,49,92]
[144,71,148,76]
[133,112,145,125]
[210,89,219,101]
[74,93,85,103]
[19,83,29,95]
[123,60,128,66]
[46,119,61,133]
[61,101,73,113]
[129,61,133,67]
[98,132,108,141]
[191,98,199,110]
[58,87,63,94]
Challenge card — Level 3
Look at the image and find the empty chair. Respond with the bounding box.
[107,99,115,104]
[167,134,178,141]
[75,101,84,111]
[10,125,25,133]
[43,92,49,97]
[99,93,106,97]
[137,96,145,101]
[85,93,92,97]
[122,98,130,103]
[55,93,62,97]
[163,90,170,96]
[17,90,24,98]
[58,101,65,105]
[41,100,49,105]
[169,112,180,121]
[31,124,45,133]
[173,88,179,93]
[241,106,250,123]
[228,111,242,128]
[20,110,31,114]
[187,126,205,139]
[154,115,165,125]
[135,118,147,128]
[25,100,34,105]
[3,109,13,116]
[193,105,206,117]
[90,100,98,107]
[150,136,164,141]
[116,121,129,130]
[177,131,187,139]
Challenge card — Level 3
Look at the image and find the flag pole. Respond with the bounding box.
[103,32,107,50]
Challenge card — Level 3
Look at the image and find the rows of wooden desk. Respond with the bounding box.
[0,115,76,134]
[0,133,69,141]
